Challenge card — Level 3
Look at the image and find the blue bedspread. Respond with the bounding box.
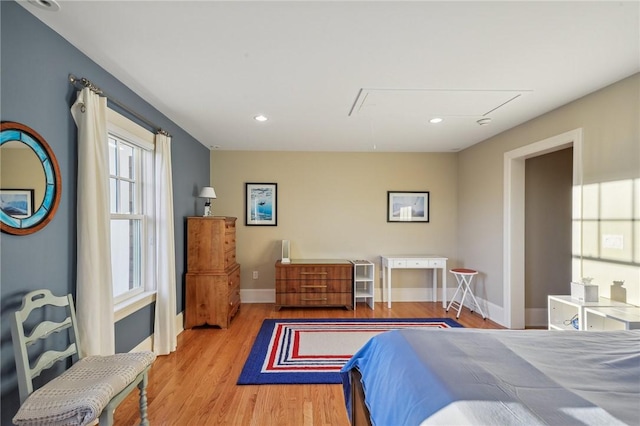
[340,328,640,425]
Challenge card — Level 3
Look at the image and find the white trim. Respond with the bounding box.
[503,128,582,329]
[175,311,184,336]
[114,291,156,322]
[131,335,153,352]
[240,289,276,303]
[239,288,505,323]
[240,288,448,305]
[107,108,154,150]
[130,312,184,353]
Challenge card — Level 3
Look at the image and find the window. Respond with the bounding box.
[107,110,155,308]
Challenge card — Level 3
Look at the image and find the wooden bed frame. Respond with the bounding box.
[350,369,372,426]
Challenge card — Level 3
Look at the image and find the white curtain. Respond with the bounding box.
[153,132,177,355]
[71,88,114,356]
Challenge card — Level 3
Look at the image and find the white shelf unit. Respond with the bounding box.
[352,260,375,310]
[584,306,640,331]
[547,295,632,331]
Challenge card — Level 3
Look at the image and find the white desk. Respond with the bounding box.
[380,255,448,308]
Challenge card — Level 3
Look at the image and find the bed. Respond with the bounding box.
[340,328,640,425]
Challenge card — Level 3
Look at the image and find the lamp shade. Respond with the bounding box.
[198,186,217,199]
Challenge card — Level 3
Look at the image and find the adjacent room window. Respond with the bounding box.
[108,110,155,306]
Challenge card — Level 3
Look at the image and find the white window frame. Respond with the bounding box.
[107,109,157,321]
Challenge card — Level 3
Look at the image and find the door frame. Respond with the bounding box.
[503,128,583,329]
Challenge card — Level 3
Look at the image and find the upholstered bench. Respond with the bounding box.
[13,351,156,426]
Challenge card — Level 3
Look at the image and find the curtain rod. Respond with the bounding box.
[68,74,170,137]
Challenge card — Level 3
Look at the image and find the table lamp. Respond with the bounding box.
[198,186,217,216]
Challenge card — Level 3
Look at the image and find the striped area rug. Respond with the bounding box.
[237,317,462,385]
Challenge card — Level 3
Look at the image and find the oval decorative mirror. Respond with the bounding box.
[0,122,61,235]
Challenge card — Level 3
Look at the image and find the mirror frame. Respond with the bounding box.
[0,121,61,235]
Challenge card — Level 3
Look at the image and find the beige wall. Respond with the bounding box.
[458,73,639,313]
[208,73,639,318]
[211,152,458,296]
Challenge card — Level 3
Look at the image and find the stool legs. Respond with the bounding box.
[446,282,464,316]
[446,272,486,319]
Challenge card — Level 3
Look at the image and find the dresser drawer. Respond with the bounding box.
[228,264,241,322]
[224,249,237,269]
[228,264,240,289]
[224,218,236,234]
[276,279,352,293]
[224,231,236,253]
[276,265,352,280]
[229,282,241,318]
[275,292,353,308]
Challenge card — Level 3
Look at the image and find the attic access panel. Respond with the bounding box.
[349,88,530,118]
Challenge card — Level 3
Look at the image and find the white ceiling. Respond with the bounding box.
[20,1,640,152]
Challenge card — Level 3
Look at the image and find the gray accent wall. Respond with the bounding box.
[0,2,209,423]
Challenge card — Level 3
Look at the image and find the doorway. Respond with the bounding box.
[503,128,582,329]
[524,148,573,327]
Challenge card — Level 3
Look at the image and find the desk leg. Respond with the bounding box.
[442,268,447,308]
[386,266,392,308]
[381,265,386,306]
[432,268,437,304]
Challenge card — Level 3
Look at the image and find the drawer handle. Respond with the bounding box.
[300,272,328,275]
[301,297,328,301]
[301,285,327,288]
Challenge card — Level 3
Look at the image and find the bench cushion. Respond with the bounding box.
[13,351,156,426]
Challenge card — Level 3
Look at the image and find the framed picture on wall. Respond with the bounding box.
[0,189,35,219]
[387,191,429,222]
[246,183,277,226]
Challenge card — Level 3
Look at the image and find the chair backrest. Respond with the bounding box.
[10,289,83,404]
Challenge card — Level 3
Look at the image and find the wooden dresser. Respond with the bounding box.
[185,217,240,329]
[275,259,353,310]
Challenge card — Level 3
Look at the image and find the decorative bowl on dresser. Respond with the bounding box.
[185,216,240,328]
[275,259,353,310]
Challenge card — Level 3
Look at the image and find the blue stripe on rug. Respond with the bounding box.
[237,317,463,385]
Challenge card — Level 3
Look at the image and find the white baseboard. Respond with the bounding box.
[131,334,153,352]
[130,311,184,353]
[238,288,507,327]
[175,311,184,335]
[241,288,276,303]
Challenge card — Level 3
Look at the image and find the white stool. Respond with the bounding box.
[446,268,486,319]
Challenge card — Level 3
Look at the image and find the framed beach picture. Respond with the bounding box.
[0,189,35,219]
[387,191,429,222]
[246,183,277,226]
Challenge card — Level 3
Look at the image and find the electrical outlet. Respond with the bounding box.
[253,271,259,279]
[602,234,624,250]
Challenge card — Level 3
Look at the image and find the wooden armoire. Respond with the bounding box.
[185,217,240,329]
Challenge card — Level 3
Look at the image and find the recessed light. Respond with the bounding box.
[254,115,268,122]
[28,0,61,11]
[477,117,492,126]
[429,117,443,124]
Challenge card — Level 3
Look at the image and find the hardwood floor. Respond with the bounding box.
[114,302,503,425]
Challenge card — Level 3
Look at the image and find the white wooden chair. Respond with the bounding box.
[10,289,156,426]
